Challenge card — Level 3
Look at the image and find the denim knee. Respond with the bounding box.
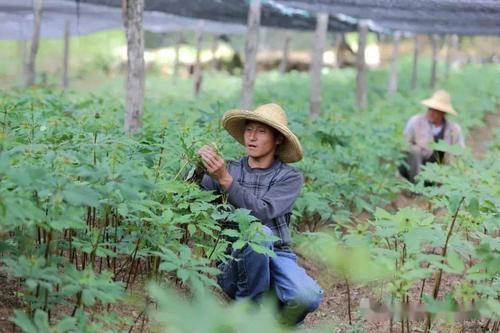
[291,286,323,313]
[304,287,323,312]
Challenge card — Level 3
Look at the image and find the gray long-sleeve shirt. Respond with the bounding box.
[201,157,303,249]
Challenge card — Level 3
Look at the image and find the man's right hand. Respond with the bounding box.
[197,145,233,190]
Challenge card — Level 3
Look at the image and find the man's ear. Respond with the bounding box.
[276,134,284,145]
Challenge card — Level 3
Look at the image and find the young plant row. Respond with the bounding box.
[0,63,498,331]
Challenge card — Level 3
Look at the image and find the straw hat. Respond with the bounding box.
[221,103,303,163]
[420,90,457,115]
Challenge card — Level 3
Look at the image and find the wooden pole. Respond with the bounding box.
[25,0,43,87]
[430,34,439,89]
[331,33,340,68]
[193,21,204,97]
[279,31,291,74]
[17,40,26,77]
[335,33,346,68]
[387,31,401,97]
[356,21,368,109]
[17,21,27,77]
[123,0,145,134]
[211,34,219,70]
[173,33,183,79]
[62,19,70,89]
[411,35,419,90]
[309,12,329,118]
[445,34,458,79]
[240,0,261,109]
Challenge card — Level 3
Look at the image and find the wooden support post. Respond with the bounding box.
[173,33,183,79]
[430,34,439,89]
[279,31,291,74]
[387,31,401,97]
[356,21,368,109]
[335,33,346,68]
[17,40,26,77]
[193,21,204,97]
[411,35,419,90]
[240,0,261,109]
[25,0,43,87]
[62,19,70,89]
[331,33,340,68]
[445,34,458,79]
[309,12,329,118]
[211,34,219,70]
[123,0,145,134]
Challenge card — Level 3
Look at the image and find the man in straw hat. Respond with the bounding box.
[399,90,465,183]
[197,103,322,324]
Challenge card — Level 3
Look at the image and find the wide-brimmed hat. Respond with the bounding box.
[420,90,457,115]
[221,103,303,163]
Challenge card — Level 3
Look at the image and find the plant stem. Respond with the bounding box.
[126,237,142,290]
[344,275,352,325]
[173,160,189,181]
[208,229,223,260]
[425,196,465,333]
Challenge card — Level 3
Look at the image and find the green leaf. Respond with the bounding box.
[82,289,96,306]
[187,224,196,236]
[447,251,465,273]
[63,184,100,207]
[12,310,37,333]
[447,195,463,214]
[468,198,480,217]
[221,229,240,238]
[232,240,246,250]
[159,262,178,272]
[177,268,189,282]
[248,243,276,257]
[430,140,464,156]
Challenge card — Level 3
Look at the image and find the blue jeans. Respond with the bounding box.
[218,226,323,324]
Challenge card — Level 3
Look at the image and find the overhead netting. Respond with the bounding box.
[70,0,500,36]
[276,0,500,35]
[67,0,358,32]
[0,0,248,40]
[1,0,499,41]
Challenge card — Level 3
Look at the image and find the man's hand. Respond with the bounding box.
[197,145,233,190]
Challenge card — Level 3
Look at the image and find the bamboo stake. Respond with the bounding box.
[62,19,70,89]
[123,0,145,133]
[309,12,329,118]
[356,21,368,108]
[387,31,401,97]
[430,34,440,89]
[411,35,420,90]
[279,31,291,74]
[25,0,43,87]
[240,0,261,109]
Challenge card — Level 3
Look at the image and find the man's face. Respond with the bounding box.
[243,121,282,160]
[426,108,445,125]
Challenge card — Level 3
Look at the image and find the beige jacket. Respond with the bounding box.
[404,113,465,164]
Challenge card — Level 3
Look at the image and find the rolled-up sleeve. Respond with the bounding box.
[225,171,303,221]
[404,116,417,144]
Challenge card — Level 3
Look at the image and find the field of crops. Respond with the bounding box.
[0,61,499,332]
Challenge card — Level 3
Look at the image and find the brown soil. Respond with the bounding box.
[0,271,20,332]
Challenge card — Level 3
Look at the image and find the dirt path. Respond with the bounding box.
[304,110,500,332]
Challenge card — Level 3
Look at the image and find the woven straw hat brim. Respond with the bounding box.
[222,109,303,163]
[420,98,457,115]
